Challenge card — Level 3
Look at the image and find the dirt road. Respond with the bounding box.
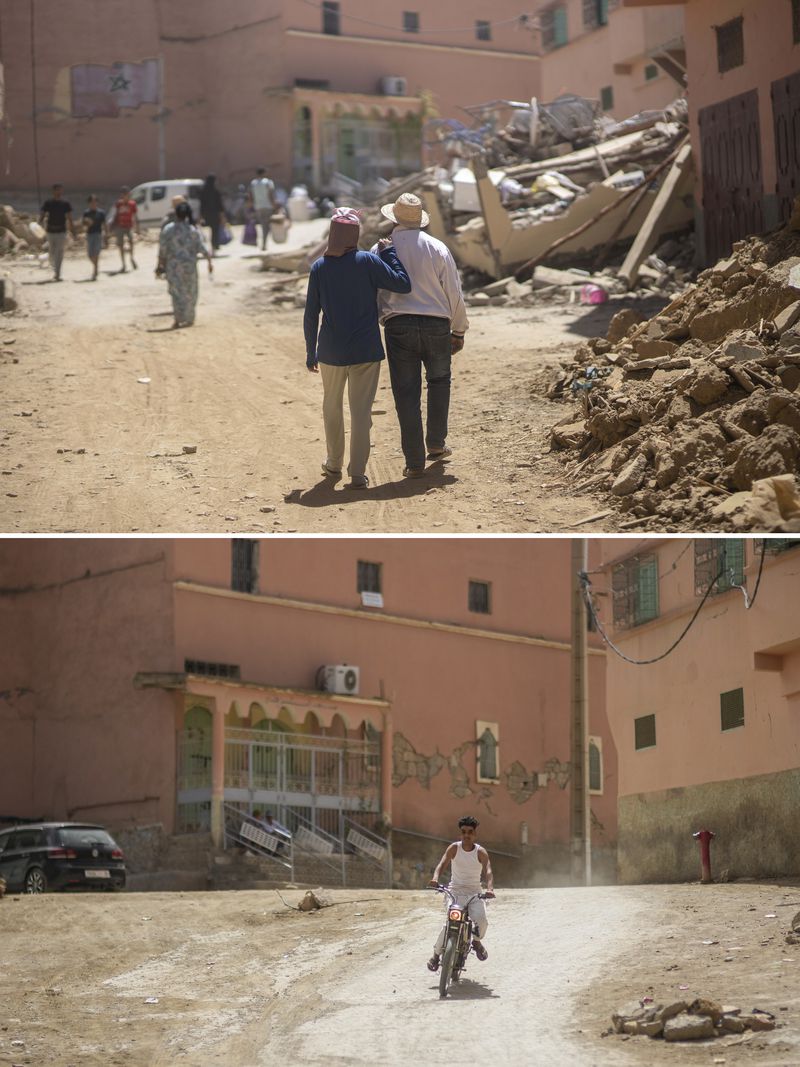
[0,225,618,534]
[1,882,798,1066]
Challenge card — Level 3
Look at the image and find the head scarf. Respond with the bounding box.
[324,206,361,257]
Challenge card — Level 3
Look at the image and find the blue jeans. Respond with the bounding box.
[384,315,451,470]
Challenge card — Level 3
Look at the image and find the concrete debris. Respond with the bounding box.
[611,995,777,1042]
[0,205,46,256]
[544,213,800,530]
[260,100,693,291]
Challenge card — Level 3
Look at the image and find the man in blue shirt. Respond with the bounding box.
[304,207,411,489]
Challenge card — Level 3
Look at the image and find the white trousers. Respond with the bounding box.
[434,890,488,955]
[320,360,381,479]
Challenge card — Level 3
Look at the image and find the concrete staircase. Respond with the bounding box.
[126,832,390,892]
[209,849,389,891]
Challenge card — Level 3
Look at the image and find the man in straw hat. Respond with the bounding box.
[304,206,411,489]
[375,192,468,478]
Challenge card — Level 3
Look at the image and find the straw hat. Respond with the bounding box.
[380,192,430,228]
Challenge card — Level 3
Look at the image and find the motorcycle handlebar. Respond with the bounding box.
[429,885,494,901]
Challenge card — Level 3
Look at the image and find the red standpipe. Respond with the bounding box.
[693,829,715,884]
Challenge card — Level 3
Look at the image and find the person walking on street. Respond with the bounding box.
[303,207,411,490]
[249,167,275,250]
[156,202,213,328]
[199,174,226,255]
[110,186,140,272]
[39,184,75,281]
[82,195,109,281]
[427,815,494,973]
[374,193,468,478]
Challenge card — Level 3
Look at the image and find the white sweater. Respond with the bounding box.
[374,227,469,336]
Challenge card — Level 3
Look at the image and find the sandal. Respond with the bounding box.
[321,462,342,478]
[427,954,440,972]
[403,466,426,478]
[426,447,452,461]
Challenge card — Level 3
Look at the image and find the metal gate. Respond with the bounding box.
[222,728,381,832]
[698,89,764,264]
[772,71,800,224]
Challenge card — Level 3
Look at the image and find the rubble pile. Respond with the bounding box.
[545,217,800,530]
[608,995,778,1042]
[0,205,45,256]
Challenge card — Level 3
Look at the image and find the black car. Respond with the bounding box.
[0,822,126,893]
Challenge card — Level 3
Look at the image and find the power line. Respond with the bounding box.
[580,559,726,667]
[582,538,773,665]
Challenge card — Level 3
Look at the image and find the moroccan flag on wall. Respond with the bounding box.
[71,59,159,118]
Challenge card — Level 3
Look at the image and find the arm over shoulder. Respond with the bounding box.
[369,247,411,294]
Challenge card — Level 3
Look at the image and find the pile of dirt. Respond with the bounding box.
[0,205,45,256]
[542,214,800,530]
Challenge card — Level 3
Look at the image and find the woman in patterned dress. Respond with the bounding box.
[157,202,213,328]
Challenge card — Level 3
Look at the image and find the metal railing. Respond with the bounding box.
[222,804,294,880]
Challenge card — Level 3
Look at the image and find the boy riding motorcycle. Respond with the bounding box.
[427,814,495,971]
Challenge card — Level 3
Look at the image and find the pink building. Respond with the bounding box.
[595,537,800,883]
[626,0,800,261]
[534,0,686,120]
[0,537,615,886]
[0,0,540,194]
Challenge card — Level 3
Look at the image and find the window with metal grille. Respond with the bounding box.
[600,85,614,111]
[322,1,340,35]
[476,19,491,41]
[589,737,603,793]
[755,537,800,555]
[694,539,744,596]
[231,539,257,593]
[634,714,656,750]
[794,0,800,44]
[468,580,491,614]
[716,16,744,73]
[357,560,382,594]
[185,659,241,680]
[612,554,659,630]
[540,6,568,50]
[403,11,419,33]
[476,721,499,782]
[720,687,745,731]
[583,0,609,29]
[644,63,659,81]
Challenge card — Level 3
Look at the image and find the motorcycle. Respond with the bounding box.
[430,885,492,998]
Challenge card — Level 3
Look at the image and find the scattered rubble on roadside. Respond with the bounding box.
[786,911,800,946]
[0,205,45,256]
[607,995,778,1042]
[542,214,800,531]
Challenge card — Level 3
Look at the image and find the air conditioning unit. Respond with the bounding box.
[381,76,407,96]
[322,664,360,696]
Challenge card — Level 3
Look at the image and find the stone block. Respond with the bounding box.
[663,1013,716,1041]
[611,454,648,496]
[634,338,678,360]
[712,256,741,279]
[775,301,800,334]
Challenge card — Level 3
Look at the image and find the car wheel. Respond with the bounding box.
[25,867,47,894]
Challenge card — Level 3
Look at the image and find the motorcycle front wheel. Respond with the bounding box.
[439,932,458,998]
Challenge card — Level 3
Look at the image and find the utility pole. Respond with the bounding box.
[570,538,591,886]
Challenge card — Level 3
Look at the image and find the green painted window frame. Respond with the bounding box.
[634,714,656,750]
[694,539,745,596]
[720,687,745,731]
[600,85,614,111]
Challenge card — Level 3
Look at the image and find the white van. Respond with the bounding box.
[129,179,204,226]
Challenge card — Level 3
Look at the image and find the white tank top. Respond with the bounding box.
[449,840,482,891]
